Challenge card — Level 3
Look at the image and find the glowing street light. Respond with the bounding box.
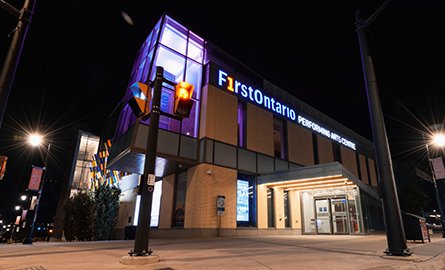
[432,133,445,148]
[23,132,51,245]
[20,195,27,201]
[425,129,445,238]
[28,133,43,147]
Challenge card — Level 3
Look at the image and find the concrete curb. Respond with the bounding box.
[119,254,160,265]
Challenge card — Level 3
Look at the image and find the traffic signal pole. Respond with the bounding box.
[124,66,193,261]
[355,1,411,256]
[130,66,164,256]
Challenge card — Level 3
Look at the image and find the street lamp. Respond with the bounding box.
[432,133,445,148]
[10,205,22,242]
[23,133,51,245]
[355,0,411,256]
[0,0,38,128]
[424,130,445,238]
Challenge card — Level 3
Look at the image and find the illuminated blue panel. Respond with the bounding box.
[237,180,249,221]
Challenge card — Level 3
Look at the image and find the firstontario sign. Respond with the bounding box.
[217,69,356,150]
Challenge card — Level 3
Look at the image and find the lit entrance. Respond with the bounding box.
[301,187,363,235]
[315,197,348,234]
[257,163,373,235]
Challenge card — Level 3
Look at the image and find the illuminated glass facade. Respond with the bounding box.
[71,131,100,191]
[115,16,203,139]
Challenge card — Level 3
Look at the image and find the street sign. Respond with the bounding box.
[432,157,445,180]
[147,174,156,186]
[217,195,225,215]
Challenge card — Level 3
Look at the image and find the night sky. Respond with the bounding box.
[0,0,444,223]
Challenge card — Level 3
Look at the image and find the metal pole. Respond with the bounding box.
[0,0,37,128]
[23,143,50,244]
[424,135,445,237]
[9,223,16,242]
[355,10,411,256]
[130,66,163,256]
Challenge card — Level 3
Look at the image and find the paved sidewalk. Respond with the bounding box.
[1,233,445,270]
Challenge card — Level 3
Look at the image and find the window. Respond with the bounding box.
[132,180,163,227]
[333,143,341,162]
[160,17,187,55]
[188,32,204,62]
[284,190,291,228]
[267,188,275,228]
[155,46,185,82]
[115,15,204,138]
[273,118,286,159]
[312,134,319,164]
[238,101,246,147]
[173,172,187,227]
[237,174,256,227]
[150,180,163,227]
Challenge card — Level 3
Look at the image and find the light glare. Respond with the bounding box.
[28,134,42,147]
[432,133,445,148]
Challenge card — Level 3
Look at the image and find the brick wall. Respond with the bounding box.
[184,164,237,229]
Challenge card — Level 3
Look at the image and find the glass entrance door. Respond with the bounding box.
[331,198,348,234]
[315,197,349,235]
[315,199,331,234]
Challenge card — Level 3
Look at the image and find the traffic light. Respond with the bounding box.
[128,82,151,118]
[174,81,194,118]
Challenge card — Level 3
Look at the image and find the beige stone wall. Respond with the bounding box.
[287,122,314,165]
[368,158,378,187]
[246,103,274,156]
[257,184,268,229]
[289,190,301,229]
[359,154,369,184]
[340,146,359,177]
[158,174,175,229]
[184,164,237,229]
[317,135,334,164]
[273,188,285,229]
[199,85,238,145]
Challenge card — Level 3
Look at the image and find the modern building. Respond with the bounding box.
[107,14,384,238]
[52,130,100,239]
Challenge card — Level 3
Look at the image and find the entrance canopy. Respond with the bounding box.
[257,162,379,200]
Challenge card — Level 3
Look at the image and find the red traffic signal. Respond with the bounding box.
[174,81,194,118]
[128,82,151,118]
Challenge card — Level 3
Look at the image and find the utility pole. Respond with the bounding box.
[355,0,411,256]
[0,0,37,128]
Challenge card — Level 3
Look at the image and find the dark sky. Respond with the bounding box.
[0,0,444,223]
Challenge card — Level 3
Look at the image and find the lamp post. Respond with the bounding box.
[355,0,411,256]
[10,205,21,242]
[23,133,50,244]
[0,0,38,128]
[424,130,445,237]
